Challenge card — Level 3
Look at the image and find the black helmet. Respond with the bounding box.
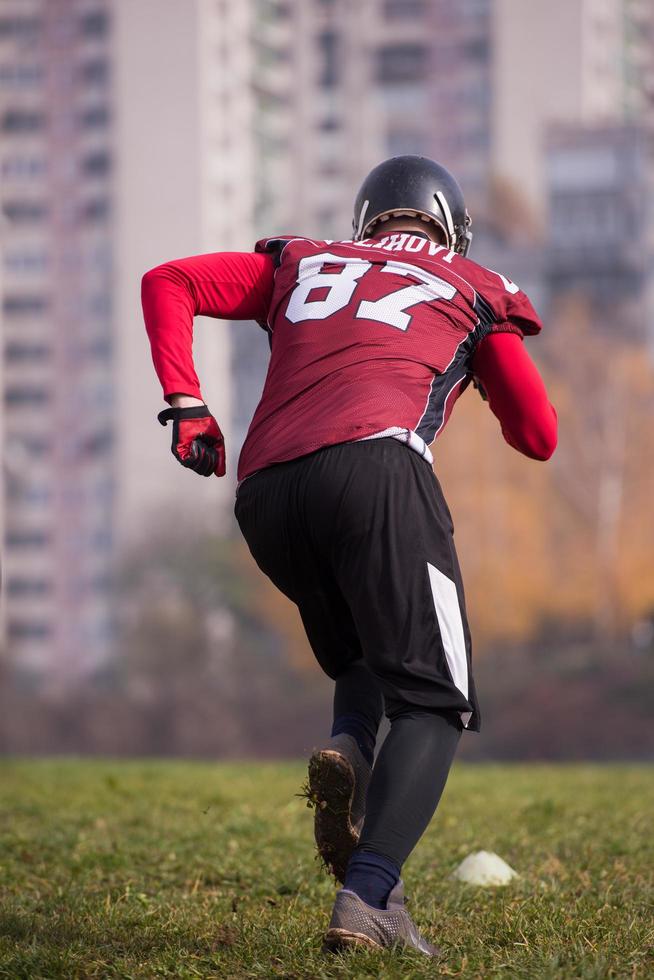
[352,155,472,256]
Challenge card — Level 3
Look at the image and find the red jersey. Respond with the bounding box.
[239,233,541,480]
[141,231,556,482]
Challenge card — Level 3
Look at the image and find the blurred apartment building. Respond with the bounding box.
[0,0,259,682]
[491,0,654,344]
[1,2,116,677]
[492,0,654,218]
[546,123,654,343]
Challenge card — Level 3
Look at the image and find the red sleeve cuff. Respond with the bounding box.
[163,383,203,403]
[484,320,524,339]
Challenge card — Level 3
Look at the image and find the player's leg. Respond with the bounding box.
[235,459,384,879]
[324,702,459,957]
[331,657,384,767]
[306,656,384,881]
[296,593,383,881]
[315,439,477,954]
[342,701,461,907]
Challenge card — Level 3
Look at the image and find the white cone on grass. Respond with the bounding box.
[453,851,518,886]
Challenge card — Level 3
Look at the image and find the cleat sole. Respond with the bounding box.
[308,748,359,883]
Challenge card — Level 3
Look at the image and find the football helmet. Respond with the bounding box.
[352,155,472,256]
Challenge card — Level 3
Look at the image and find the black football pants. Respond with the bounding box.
[234,438,479,728]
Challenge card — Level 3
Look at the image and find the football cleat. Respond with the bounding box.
[323,879,441,957]
[307,734,372,884]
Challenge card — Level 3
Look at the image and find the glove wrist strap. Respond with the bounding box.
[158,405,210,426]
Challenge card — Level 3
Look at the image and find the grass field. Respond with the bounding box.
[0,760,652,979]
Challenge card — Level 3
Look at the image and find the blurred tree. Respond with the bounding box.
[114,533,329,755]
[233,540,317,674]
[437,291,654,649]
[486,174,544,243]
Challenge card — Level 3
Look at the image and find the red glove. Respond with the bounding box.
[157,405,226,477]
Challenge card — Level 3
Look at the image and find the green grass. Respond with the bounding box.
[0,761,652,979]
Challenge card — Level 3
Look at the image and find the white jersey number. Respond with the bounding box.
[286,252,371,322]
[286,253,456,331]
[357,260,456,330]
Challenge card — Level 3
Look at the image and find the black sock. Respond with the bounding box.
[358,703,462,869]
[343,849,400,909]
[331,659,384,766]
[331,713,377,766]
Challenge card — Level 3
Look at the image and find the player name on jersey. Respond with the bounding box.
[328,233,459,262]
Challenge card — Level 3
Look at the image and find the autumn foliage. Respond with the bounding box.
[439,293,654,648]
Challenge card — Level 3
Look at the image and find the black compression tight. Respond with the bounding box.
[332,659,385,765]
[356,702,462,869]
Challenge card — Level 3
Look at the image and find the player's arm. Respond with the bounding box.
[471,332,557,461]
[141,250,275,476]
[141,250,275,401]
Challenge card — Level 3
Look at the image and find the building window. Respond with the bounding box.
[81,149,111,176]
[79,105,110,128]
[1,156,46,178]
[4,248,48,273]
[5,474,50,505]
[4,386,50,407]
[6,578,51,597]
[80,429,113,456]
[5,529,50,548]
[3,294,48,315]
[4,341,51,363]
[1,109,45,132]
[7,621,51,640]
[79,59,109,86]
[383,0,427,18]
[0,63,44,88]
[87,337,112,360]
[462,38,489,62]
[3,200,48,223]
[81,198,110,223]
[318,30,339,88]
[376,44,429,84]
[0,17,41,38]
[11,435,50,455]
[80,11,109,37]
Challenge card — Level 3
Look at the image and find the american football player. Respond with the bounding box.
[142,155,557,956]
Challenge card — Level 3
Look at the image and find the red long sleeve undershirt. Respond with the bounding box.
[141,251,557,462]
[472,332,557,460]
